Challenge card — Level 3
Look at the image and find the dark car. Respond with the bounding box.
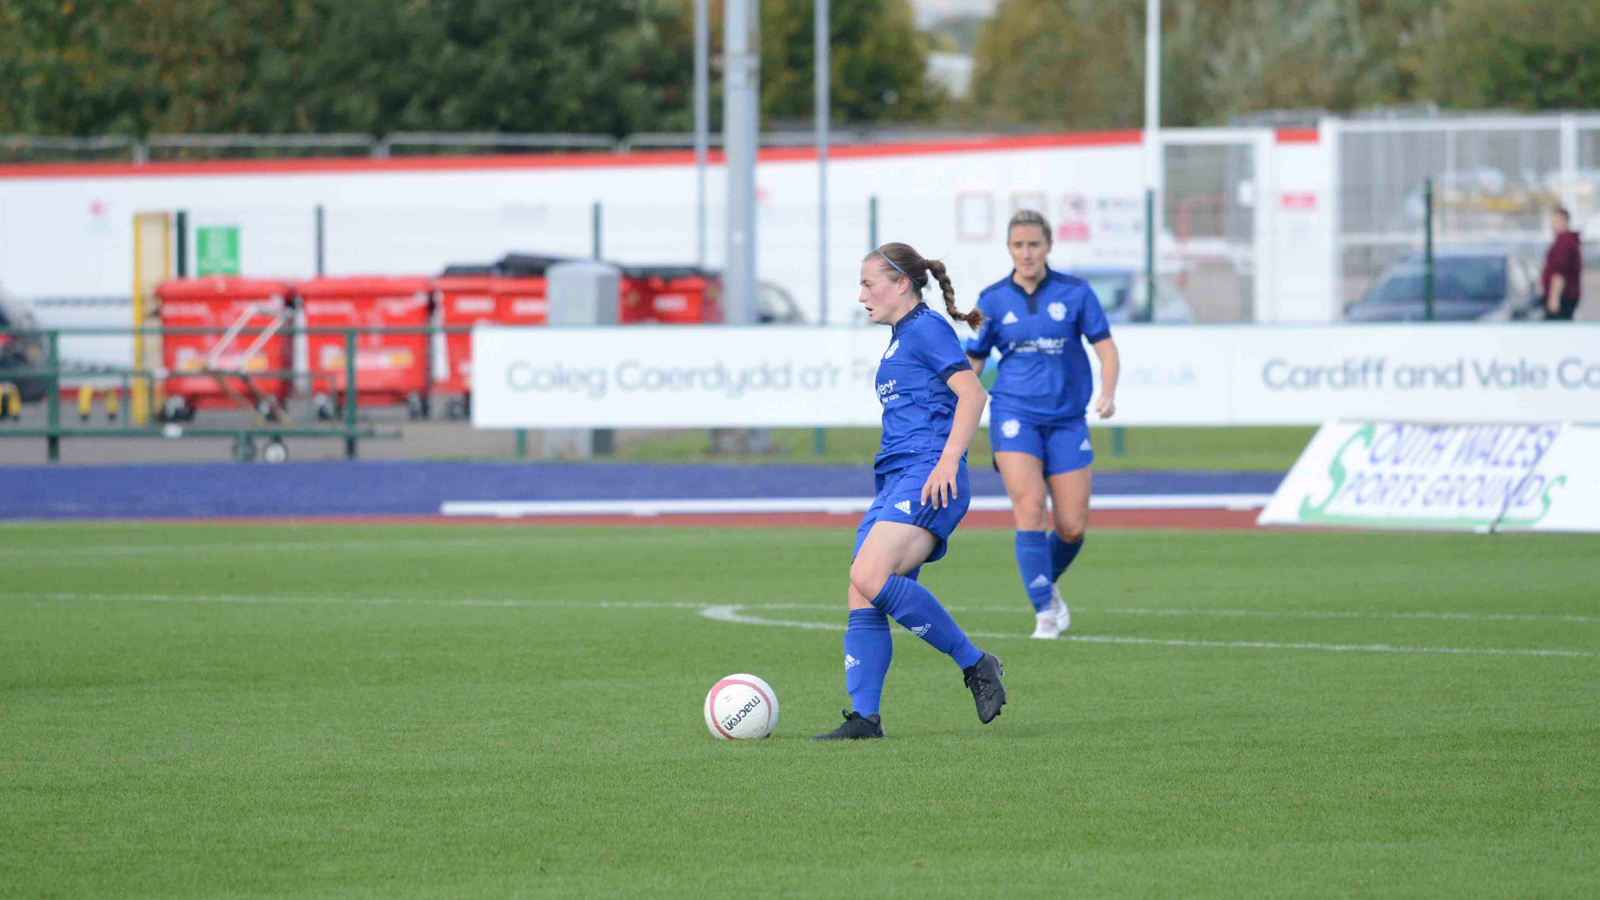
[0,291,49,402]
[1344,249,1535,322]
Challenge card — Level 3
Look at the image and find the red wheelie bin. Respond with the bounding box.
[298,276,433,420]
[155,277,295,421]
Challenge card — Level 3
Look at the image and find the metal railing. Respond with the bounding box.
[377,132,620,156]
[0,134,145,163]
[145,133,378,160]
[0,327,405,463]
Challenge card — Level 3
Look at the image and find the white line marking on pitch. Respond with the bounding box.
[0,538,518,558]
[7,593,1595,659]
[1087,606,1600,625]
[697,606,1599,659]
[9,592,1598,625]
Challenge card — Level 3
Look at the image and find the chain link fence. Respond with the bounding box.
[1336,116,1600,315]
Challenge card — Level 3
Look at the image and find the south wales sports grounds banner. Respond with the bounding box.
[1258,421,1600,533]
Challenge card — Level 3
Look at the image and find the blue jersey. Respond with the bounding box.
[964,267,1110,422]
[873,303,973,474]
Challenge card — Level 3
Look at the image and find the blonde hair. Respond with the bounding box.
[1007,209,1053,246]
[866,242,982,329]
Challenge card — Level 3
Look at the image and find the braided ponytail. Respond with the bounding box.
[867,242,984,331]
[923,259,981,330]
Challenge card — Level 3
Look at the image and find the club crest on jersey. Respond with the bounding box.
[1001,419,1021,439]
[1048,301,1067,321]
[1001,311,1018,325]
[883,339,900,359]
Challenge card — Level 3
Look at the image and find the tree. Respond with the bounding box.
[1418,0,1600,110]
[2,0,940,139]
[660,0,941,128]
[759,0,939,124]
[0,0,698,137]
[966,0,1449,129]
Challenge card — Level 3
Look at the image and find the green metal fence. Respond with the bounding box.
[0,327,406,462]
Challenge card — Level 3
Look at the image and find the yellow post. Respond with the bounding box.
[0,382,18,420]
[77,385,94,422]
[105,389,120,421]
[131,212,172,425]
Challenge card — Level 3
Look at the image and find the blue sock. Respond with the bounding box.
[844,608,892,716]
[870,574,984,669]
[1014,530,1053,612]
[1049,532,1084,582]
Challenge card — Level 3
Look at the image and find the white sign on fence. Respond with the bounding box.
[470,322,1600,429]
[1258,421,1600,532]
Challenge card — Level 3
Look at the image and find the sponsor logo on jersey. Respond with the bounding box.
[1007,337,1068,355]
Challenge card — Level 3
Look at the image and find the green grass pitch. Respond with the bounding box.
[2,523,1597,898]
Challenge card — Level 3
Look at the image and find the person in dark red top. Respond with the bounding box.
[1541,207,1582,320]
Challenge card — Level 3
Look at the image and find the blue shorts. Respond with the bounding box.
[989,411,1094,477]
[854,458,971,565]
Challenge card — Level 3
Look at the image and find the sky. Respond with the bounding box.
[910,0,998,28]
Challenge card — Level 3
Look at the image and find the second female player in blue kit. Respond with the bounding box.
[813,242,1007,740]
[966,210,1122,640]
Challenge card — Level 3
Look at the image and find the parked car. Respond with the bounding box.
[0,290,49,402]
[757,280,804,324]
[1072,266,1196,323]
[1344,248,1537,322]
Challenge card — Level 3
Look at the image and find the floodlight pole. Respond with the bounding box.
[1143,0,1161,323]
[694,0,709,269]
[723,0,759,325]
[816,0,830,326]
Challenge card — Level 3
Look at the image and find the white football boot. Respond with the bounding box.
[1050,584,1070,632]
[1030,608,1061,639]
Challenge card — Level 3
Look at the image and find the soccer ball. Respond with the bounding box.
[703,673,779,740]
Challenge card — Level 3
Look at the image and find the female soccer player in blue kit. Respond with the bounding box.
[965,210,1121,640]
[813,242,1007,740]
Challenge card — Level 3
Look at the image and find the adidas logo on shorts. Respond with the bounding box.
[1080,438,1092,451]
[894,500,913,515]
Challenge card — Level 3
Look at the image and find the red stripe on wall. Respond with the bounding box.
[0,131,1146,181]
[1274,128,1320,145]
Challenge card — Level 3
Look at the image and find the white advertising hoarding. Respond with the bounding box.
[471,322,1600,429]
[1258,421,1600,532]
